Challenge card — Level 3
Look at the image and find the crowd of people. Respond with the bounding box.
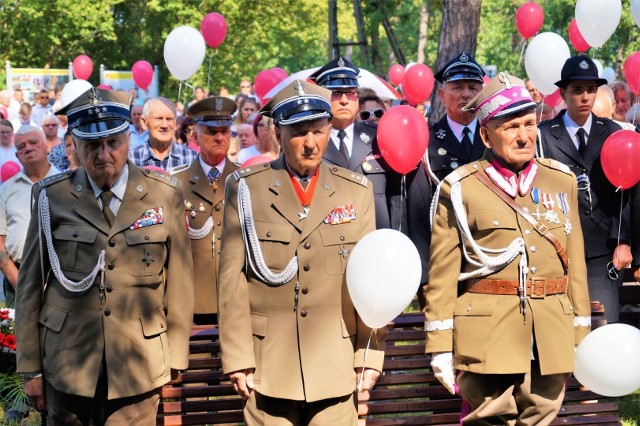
[0,52,636,425]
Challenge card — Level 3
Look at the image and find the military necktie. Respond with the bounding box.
[207,167,221,191]
[576,128,587,157]
[337,129,349,165]
[461,127,473,159]
[99,190,116,227]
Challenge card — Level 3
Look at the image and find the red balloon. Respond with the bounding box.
[543,89,562,108]
[144,165,168,174]
[1,161,21,182]
[254,69,280,100]
[600,130,640,189]
[132,60,154,90]
[568,19,590,53]
[241,155,272,168]
[73,55,93,80]
[401,64,434,106]
[377,105,429,174]
[96,84,112,90]
[515,1,544,39]
[388,64,405,86]
[623,52,640,96]
[200,12,227,49]
[270,67,288,83]
[482,76,492,86]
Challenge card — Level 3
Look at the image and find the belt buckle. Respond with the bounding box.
[530,277,546,299]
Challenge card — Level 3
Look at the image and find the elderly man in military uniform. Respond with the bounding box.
[537,55,631,323]
[425,73,591,425]
[16,87,194,424]
[217,80,386,425]
[173,96,239,325]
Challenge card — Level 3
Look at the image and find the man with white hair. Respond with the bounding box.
[592,85,635,130]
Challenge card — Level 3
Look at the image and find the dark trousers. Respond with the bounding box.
[587,254,624,323]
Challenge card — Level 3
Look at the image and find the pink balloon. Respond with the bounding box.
[568,19,590,53]
[200,12,227,49]
[601,130,640,189]
[401,64,434,106]
[241,155,272,168]
[388,64,405,86]
[623,52,640,96]
[144,165,168,174]
[270,67,289,83]
[96,84,112,90]
[515,1,544,39]
[1,161,21,182]
[132,60,154,90]
[73,54,93,80]
[254,69,280,100]
[377,106,429,174]
[482,76,492,86]
[543,89,562,108]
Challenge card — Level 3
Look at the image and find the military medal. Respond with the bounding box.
[360,133,371,144]
[557,192,572,235]
[362,162,372,172]
[289,167,319,221]
[324,204,356,225]
[530,188,545,221]
[136,185,143,193]
[541,192,560,224]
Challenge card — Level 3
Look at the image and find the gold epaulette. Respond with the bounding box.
[443,162,480,185]
[231,162,271,181]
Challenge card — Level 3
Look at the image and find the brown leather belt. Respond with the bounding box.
[464,277,568,298]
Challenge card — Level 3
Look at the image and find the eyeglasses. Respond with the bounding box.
[331,90,358,101]
[40,96,49,100]
[606,261,619,281]
[358,109,384,121]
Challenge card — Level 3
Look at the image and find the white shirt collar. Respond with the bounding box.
[199,155,225,177]
[88,163,129,202]
[331,123,355,154]
[562,111,593,140]
[447,116,478,143]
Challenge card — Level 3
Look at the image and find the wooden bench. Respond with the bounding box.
[157,308,621,426]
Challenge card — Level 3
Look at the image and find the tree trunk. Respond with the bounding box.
[429,0,482,122]
[417,3,428,64]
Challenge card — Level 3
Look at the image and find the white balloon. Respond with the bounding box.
[592,59,603,77]
[346,229,421,329]
[632,0,640,28]
[60,79,93,107]
[575,0,622,48]
[524,32,570,96]
[602,66,616,84]
[163,26,206,81]
[574,323,640,396]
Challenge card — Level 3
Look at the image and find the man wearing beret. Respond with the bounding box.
[538,55,631,323]
[425,73,590,424]
[16,87,194,424]
[174,96,239,325]
[218,80,385,425]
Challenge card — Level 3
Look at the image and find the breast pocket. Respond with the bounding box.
[253,221,293,271]
[52,224,99,274]
[473,212,518,246]
[124,227,167,277]
[320,224,360,275]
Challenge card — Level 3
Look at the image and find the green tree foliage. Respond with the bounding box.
[1,0,639,99]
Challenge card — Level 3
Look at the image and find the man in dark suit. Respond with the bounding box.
[16,87,194,423]
[174,96,240,325]
[538,55,632,323]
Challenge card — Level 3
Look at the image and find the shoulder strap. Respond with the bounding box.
[474,171,569,272]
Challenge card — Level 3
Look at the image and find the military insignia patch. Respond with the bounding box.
[436,128,446,139]
[130,207,164,229]
[323,204,356,225]
[360,133,371,144]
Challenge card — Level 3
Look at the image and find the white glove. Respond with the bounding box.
[431,352,456,395]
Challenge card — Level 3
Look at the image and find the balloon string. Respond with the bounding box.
[616,186,623,249]
[357,328,374,393]
[517,39,526,72]
[399,174,406,233]
[178,82,183,106]
[207,50,213,94]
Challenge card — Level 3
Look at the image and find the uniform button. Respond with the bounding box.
[332,167,338,172]
[217,221,221,226]
[106,284,113,292]
[144,236,149,241]
[108,262,115,270]
[266,232,272,237]
[43,316,48,323]
[300,310,308,317]
[303,264,310,271]
[492,220,499,226]
[302,287,309,294]
[109,239,116,247]
[339,236,345,241]
[160,323,164,329]
[530,246,537,252]
[303,243,311,249]
[215,206,220,211]
[525,229,531,235]
[72,231,79,238]
[531,266,537,273]
[585,210,590,215]
[104,308,111,316]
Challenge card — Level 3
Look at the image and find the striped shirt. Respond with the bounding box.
[129,142,198,172]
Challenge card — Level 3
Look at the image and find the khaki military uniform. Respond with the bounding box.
[174,158,239,317]
[218,158,386,403]
[426,153,591,375]
[16,162,194,399]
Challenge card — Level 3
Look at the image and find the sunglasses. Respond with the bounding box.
[331,91,358,101]
[359,109,384,121]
